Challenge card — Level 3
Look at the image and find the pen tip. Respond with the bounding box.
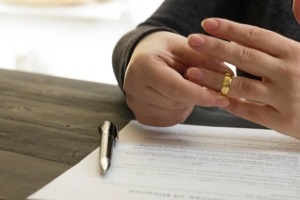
[99,158,110,175]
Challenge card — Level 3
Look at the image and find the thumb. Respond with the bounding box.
[293,0,300,23]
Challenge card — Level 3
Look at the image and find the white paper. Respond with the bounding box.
[28,120,300,200]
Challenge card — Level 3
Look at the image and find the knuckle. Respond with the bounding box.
[276,62,289,75]
[276,61,299,79]
[235,79,252,95]
[288,61,300,80]
[209,40,221,50]
[246,27,259,41]
[238,48,252,62]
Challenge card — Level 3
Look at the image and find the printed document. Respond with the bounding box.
[28,120,300,200]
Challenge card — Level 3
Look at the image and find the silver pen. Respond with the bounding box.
[98,120,118,175]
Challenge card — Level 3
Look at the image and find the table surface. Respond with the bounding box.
[0,68,134,199]
[0,68,264,200]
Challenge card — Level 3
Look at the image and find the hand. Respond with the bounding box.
[187,18,300,139]
[293,0,300,23]
[124,31,233,126]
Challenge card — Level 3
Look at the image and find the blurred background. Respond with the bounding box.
[0,0,164,85]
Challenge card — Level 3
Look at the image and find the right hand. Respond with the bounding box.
[293,0,300,23]
[124,31,233,126]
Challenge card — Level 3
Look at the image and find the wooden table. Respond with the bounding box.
[0,69,134,199]
[0,69,263,200]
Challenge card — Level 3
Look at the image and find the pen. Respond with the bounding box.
[98,120,118,175]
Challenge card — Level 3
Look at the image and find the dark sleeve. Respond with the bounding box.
[112,0,245,89]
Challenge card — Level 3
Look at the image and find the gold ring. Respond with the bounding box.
[221,73,233,96]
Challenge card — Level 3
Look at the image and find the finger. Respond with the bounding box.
[125,47,230,108]
[155,50,232,75]
[293,0,300,23]
[188,33,277,78]
[126,86,189,110]
[187,68,272,105]
[201,18,291,57]
[186,67,224,91]
[144,32,232,75]
[148,61,230,107]
[195,59,234,74]
[229,76,271,104]
[130,101,194,127]
[224,98,279,130]
[163,33,233,74]
[160,49,233,75]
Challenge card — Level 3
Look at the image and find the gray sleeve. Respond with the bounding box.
[112,0,245,89]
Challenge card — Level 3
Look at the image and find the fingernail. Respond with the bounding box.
[188,34,205,47]
[215,96,230,107]
[187,68,205,81]
[201,18,219,30]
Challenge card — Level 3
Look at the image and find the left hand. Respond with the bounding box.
[187,18,300,139]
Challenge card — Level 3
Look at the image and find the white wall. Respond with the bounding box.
[0,0,163,85]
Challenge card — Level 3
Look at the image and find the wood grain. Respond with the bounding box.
[0,69,133,199]
[0,150,70,200]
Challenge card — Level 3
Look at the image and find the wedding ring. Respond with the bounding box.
[221,73,233,96]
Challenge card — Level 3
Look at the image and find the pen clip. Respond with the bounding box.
[98,121,119,148]
[110,122,119,148]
